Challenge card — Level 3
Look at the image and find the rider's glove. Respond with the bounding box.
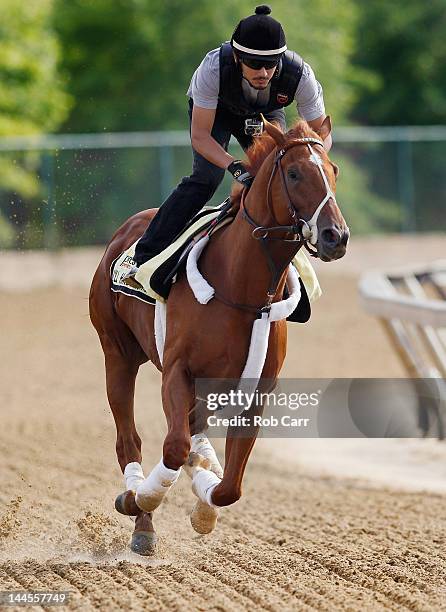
[227,160,254,188]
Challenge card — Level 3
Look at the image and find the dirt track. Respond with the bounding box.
[1,237,446,610]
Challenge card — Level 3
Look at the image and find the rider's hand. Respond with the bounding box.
[227,160,254,188]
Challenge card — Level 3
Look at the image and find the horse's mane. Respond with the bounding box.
[230,120,318,206]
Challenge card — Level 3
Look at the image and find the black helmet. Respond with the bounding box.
[231,5,287,61]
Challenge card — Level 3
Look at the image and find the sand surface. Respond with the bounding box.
[1,235,446,610]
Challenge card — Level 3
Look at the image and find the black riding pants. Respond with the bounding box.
[133,100,286,265]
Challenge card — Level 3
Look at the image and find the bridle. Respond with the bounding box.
[241,137,337,256]
[213,137,338,315]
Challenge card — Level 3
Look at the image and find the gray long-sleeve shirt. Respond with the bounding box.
[187,48,325,121]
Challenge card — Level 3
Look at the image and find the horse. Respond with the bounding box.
[89,116,349,555]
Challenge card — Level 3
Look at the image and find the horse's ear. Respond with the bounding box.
[261,114,287,147]
[316,115,332,141]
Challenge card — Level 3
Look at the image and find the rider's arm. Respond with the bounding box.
[295,63,331,149]
[190,105,234,169]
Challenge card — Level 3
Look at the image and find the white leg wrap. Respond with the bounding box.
[192,468,221,508]
[191,434,224,478]
[124,462,145,493]
[136,459,181,511]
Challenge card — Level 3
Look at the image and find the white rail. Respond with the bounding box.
[359,261,446,329]
[359,260,446,438]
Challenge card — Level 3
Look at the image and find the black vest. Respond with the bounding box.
[218,42,303,118]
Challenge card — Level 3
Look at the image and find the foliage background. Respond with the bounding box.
[0,0,445,247]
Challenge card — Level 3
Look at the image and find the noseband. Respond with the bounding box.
[241,137,337,257]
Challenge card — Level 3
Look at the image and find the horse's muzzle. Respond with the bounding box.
[318,226,349,261]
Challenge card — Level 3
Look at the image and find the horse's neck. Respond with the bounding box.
[203,163,300,306]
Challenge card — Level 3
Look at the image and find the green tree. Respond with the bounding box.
[48,0,367,247]
[350,0,446,125]
[0,0,71,247]
[0,1,69,137]
[272,0,362,125]
[54,0,359,132]
[344,2,446,235]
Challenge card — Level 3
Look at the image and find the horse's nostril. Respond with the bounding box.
[321,228,340,246]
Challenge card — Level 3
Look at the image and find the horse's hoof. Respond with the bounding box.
[130,530,157,556]
[190,500,218,534]
[115,490,139,516]
[135,491,164,513]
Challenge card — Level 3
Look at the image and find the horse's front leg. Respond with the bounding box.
[186,403,263,533]
[135,362,193,512]
[211,423,261,507]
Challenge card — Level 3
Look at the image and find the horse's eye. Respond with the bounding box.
[287,168,300,181]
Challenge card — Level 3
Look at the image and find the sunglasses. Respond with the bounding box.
[241,57,280,70]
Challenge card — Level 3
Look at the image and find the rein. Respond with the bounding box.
[213,136,336,316]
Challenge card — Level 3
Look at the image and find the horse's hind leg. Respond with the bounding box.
[104,349,142,471]
[188,400,224,478]
[183,404,224,533]
[103,343,157,555]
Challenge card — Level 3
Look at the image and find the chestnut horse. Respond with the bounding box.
[89,118,349,555]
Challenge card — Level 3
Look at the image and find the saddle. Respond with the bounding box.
[111,200,233,303]
[111,200,319,323]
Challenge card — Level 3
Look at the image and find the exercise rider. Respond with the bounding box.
[132,5,332,271]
